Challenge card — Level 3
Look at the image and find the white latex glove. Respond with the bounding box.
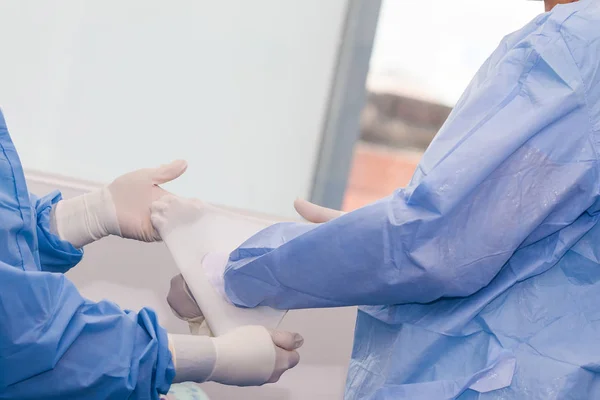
[51,160,187,247]
[293,198,345,223]
[168,326,302,386]
[152,194,270,311]
[164,198,344,324]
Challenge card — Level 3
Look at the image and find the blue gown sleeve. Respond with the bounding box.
[0,262,175,399]
[224,32,600,309]
[30,191,84,273]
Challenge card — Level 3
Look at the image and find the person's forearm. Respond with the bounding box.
[168,334,216,383]
[223,174,585,311]
[0,264,174,398]
[30,191,84,273]
[50,188,120,248]
[224,196,431,309]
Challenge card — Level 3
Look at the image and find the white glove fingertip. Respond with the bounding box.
[152,160,188,185]
[267,349,300,384]
[293,198,344,223]
[287,350,300,369]
[269,330,304,351]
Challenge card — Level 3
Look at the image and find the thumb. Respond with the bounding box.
[269,330,304,351]
[294,198,344,223]
[151,160,188,185]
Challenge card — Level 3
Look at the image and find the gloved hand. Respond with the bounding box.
[165,198,344,323]
[168,326,302,386]
[293,198,345,223]
[51,160,187,247]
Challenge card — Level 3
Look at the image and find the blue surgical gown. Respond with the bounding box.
[224,2,600,399]
[0,111,174,399]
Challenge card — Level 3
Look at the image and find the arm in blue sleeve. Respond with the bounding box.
[224,36,600,309]
[0,263,175,399]
[31,191,83,273]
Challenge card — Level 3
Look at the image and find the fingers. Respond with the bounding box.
[284,349,301,369]
[269,329,304,351]
[293,198,344,223]
[268,329,303,382]
[151,160,188,185]
[267,347,301,383]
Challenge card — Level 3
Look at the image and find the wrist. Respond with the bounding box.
[52,188,120,248]
[170,334,217,384]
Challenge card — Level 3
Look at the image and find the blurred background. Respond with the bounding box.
[0,1,543,399]
[0,0,541,218]
[342,0,540,211]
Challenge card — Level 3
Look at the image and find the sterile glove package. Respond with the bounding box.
[152,195,287,336]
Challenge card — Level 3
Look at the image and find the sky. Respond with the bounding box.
[367,0,543,106]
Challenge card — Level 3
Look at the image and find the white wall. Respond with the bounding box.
[27,173,357,400]
[0,0,348,217]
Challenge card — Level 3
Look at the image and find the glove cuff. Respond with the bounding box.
[169,334,217,384]
[171,327,277,386]
[52,188,120,248]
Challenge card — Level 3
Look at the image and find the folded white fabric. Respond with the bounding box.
[152,195,287,336]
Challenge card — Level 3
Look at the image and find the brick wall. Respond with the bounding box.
[341,92,450,211]
[342,142,421,211]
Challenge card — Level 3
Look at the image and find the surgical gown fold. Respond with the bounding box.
[224,8,595,311]
[0,111,175,399]
[224,2,600,398]
[31,191,86,273]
